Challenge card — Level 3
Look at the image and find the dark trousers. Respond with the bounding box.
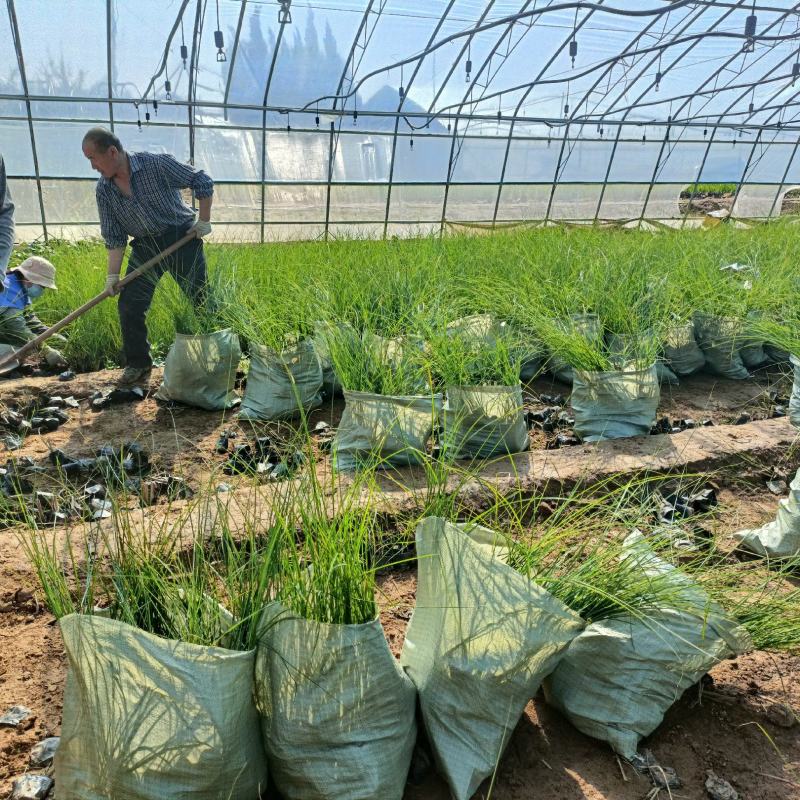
[119,226,207,369]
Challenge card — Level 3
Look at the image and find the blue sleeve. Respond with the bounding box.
[96,182,128,250]
[0,154,15,278]
[155,153,214,199]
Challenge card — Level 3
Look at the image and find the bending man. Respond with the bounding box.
[81,127,214,388]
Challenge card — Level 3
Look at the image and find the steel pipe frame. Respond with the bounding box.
[419,29,800,120]
[4,91,800,130]
[436,0,550,234]
[187,0,204,168]
[767,126,800,216]
[304,0,705,111]
[140,0,193,105]
[488,2,607,230]
[678,4,800,225]
[106,0,114,130]
[729,86,800,213]
[259,0,292,243]
[594,0,745,221]
[381,0,458,238]
[325,0,388,241]
[6,0,47,240]
[643,6,800,225]
[543,2,704,223]
[432,0,500,235]
[631,3,751,224]
[223,0,248,120]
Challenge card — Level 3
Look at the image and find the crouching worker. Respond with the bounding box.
[0,256,68,369]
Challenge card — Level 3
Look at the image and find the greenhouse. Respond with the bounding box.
[1,2,800,800]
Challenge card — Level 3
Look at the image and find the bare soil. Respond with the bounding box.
[1,366,799,799]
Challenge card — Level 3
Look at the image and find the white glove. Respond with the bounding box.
[105,273,120,295]
[43,346,68,369]
[192,219,212,238]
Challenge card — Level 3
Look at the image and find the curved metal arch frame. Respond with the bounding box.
[679,12,800,225]
[543,0,709,222]
[380,0,458,239]
[6,0,47,240]
[434,0,556,213]
[486,1,608,230]
[259,0,294,243]
[324,0,388,240]
[223,0,248,120]
[591,0,745,222]
[640,5,800,225]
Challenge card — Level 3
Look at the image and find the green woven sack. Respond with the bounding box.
[400,517,583,800]
[155,329,240,410]
[55,614,267,799]
[239,340,322,420]
[543,531,751,759]
[254,602,416,800]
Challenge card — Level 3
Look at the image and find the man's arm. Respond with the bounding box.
[0,155,16,278]
[197,194,212,223]
[157,153,214,199]
[105,247,125,294]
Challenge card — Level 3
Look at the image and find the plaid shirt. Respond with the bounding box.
[95,151,214,249]
[0,154,14,277]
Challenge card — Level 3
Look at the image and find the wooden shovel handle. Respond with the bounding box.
[0,230,198,373]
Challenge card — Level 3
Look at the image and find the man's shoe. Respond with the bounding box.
[117,366,152,388]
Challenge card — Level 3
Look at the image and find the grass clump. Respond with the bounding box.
[426,321,526,388]
[323,324,429,396]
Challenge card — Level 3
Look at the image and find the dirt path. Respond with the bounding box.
[2,366,799,798]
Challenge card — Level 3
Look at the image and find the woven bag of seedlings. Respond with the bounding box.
[606,331,678,386]
[55,613,267,799]
[693,313,750,380]
[735,465,800,558]
[543,531,751,760]
[239,340,322,421]
[442,384,529,459]
[571,364,660,442]
[547,313,603,384]
[312,320,358,399]
[765,343,791,364]
[790,354,800,428]
[662,321,706,376]
[333,390,443,472]
[400,517,583,800]
[254,602,416,800]
[363,331,428,394]
[155,329,241,410]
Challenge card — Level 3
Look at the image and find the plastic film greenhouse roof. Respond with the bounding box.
[4,0,800,240]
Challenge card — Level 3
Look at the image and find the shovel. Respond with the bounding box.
[0,231,198,375]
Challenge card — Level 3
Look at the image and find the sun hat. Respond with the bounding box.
[15,256,57,290]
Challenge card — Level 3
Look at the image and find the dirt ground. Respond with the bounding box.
[1,366,799,799]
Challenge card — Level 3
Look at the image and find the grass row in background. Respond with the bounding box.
[9,220,800,372]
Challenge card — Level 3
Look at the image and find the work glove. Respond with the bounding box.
[105,273,120,295]
[191,219,212,238]
[42,346,68,370]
